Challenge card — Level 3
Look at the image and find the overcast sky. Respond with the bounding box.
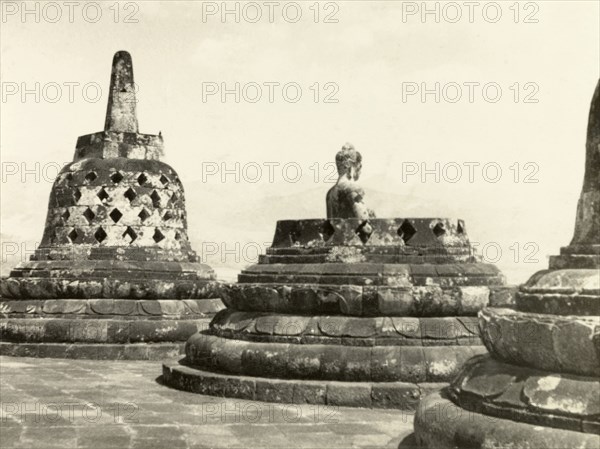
[1,1,599,282]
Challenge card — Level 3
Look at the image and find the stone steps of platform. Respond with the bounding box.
[162,360,448,410]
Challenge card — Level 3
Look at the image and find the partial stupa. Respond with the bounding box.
[162,143,514,409]
[0,51,223,360]
[414,81,600,448]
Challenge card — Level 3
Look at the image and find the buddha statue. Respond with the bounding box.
[326,143,376,220]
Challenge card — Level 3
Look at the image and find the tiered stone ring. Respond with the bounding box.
[163,217,513,409]
[414,80,600,448]
[0,51,222,360]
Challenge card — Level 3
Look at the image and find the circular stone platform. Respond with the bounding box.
[163,217,513,408]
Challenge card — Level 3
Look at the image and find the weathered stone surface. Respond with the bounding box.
[371,383,421,410]
[327,383,372,407]
[523,374,600,417]
[446,355,600,433]
[479,307,600,376]
[414,391,600,449]
[163,360,443,410]
[1,317,211,346]
[0,298,222,318]
[183,333,478,383]
[292,381,327,404]
[569,80,600,250]
[220,282,501,317]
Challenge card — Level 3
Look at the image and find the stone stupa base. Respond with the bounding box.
[0,297,222,360]
[0,265,223,360]
[161,217,513,409]
[414,391,599,449]
[414,355,600,448]
[161,309,491,409]
[0,295,223,360]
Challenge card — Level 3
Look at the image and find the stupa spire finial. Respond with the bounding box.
[570,79,600,246]
[104,50,138,133]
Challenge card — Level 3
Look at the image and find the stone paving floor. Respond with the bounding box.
[0,356,417,449]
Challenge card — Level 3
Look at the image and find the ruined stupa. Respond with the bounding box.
[162,143,512,408]
[0,51,222,360]
[414,81,600,447]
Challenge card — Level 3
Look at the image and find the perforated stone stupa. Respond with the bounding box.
[414,81,600,448]
[162,144,512,409]
[0,51,222,360]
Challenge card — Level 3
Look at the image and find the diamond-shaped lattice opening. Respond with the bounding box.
[122,226,138,244]
[84,171,97,183]
[433,222,446,237]
[170,192,179,205]
[290,230,299,245]
[94,227,107,243]
[150,190,161,208]
[321,220,335,242]
[97,187,109,202]
[73,189,82,203]
[163,211,174,221]
[124,187,137,202]
[457,220,465,234]
[398,220,417,244]
[138,208,150,223]
[61,209,70,222]
[137,173,148,186]
[152,228,165,243]
[67,228,79,243]
[159,174,170,185]
[110,172,124,183]
[83,207,96,224]
[355,220,373,244]
[109,208,123,223]
[174,231,182,241]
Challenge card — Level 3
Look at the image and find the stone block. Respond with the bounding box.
[371,346,403,381]
[326,383,371,407]
[255,379,294,403]
[292,382,326,404]
[371,383,421,410]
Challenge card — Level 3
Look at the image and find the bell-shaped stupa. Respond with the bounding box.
[414,81,600,448]
[162,143,512,409]
[0,51,223,360]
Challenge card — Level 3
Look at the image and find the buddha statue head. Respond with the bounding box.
[335,143,362,181]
